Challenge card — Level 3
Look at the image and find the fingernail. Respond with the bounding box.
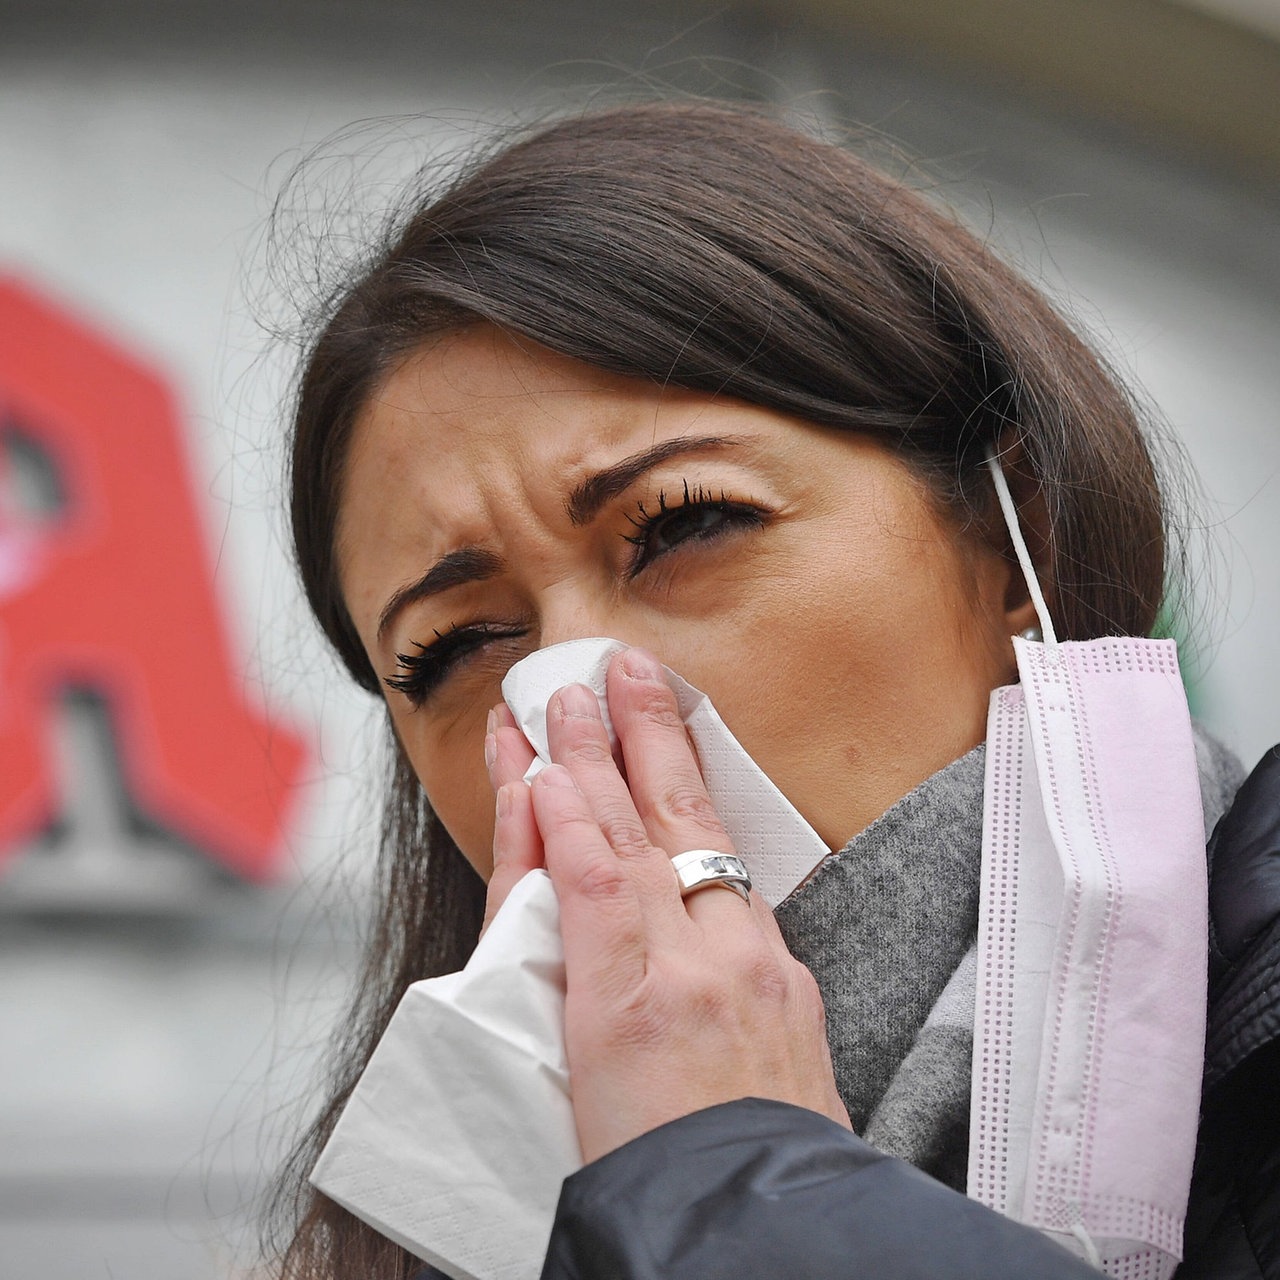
[486,707,497,736]
[496,783,513,818]
[537,763,577,789]
[484,731,497,773]
[621,647,661,680]
[555,683,600,719]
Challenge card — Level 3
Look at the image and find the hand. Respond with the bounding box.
[488,646,850,1164]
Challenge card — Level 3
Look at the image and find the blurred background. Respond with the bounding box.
[0,1,1277,1276]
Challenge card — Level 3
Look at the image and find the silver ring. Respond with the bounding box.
[670,850,753,904]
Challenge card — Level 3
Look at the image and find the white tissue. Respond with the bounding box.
[310,638,830,1280]
[311,870,571,1280]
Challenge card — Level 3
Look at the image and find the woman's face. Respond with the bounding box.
[337,326,1030,877]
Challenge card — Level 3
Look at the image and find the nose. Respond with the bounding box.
[534,592,667,659]
[511,595,662,775]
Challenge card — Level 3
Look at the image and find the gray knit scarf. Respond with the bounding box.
[774,729,1244,1192]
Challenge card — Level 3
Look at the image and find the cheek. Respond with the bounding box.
[684,536,1003,846]
[398,712,497,881]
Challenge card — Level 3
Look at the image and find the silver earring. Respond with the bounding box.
[1019,625,1043,642]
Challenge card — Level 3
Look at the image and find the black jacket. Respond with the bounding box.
[413,747,1280,1279]
[1179,745,1280,1278]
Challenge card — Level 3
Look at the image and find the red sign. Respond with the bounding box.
[0,277,307,880]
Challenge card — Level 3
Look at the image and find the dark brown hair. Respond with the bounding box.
[271,101,1171,1277]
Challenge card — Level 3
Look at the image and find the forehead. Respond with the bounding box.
[343,329,720,500]
[334,327,744,612]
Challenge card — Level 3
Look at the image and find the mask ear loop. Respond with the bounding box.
[984,446,1059,649]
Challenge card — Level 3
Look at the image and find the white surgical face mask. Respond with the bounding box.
[968,452,1208,1279]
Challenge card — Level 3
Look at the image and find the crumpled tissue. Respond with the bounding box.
[310,637,830,1280]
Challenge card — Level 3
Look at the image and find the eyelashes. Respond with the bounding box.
[622,480,766,577]
[385,481,767,707]
[384,622,529,706]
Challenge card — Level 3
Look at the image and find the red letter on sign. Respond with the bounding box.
[0,277,307,880]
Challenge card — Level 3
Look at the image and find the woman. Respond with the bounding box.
[269,103,1279,1278]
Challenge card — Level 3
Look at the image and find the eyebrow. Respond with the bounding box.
[565,434,740,526]
[377,546,504,640]
[376,433,745,640]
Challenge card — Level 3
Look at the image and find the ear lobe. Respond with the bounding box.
[1003,570,1043,638]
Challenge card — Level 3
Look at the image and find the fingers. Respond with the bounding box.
[546,684,668,859]
[481,704,542,935]
[544,681,688,945]
[531,764,648,998]
[606,649,733,857]
[481,780,542,935]
[605,648,751,930]
[488,702,535,788]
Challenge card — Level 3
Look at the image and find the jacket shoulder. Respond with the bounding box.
[541,1099,1100,1280]
[1205,744,1280,1090]
[1181,745,1280,1279]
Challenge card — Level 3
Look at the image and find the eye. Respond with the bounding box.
[624,480,766,577]
[384,622,528,708]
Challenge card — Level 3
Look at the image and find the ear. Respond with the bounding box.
[985,434,1054,638]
